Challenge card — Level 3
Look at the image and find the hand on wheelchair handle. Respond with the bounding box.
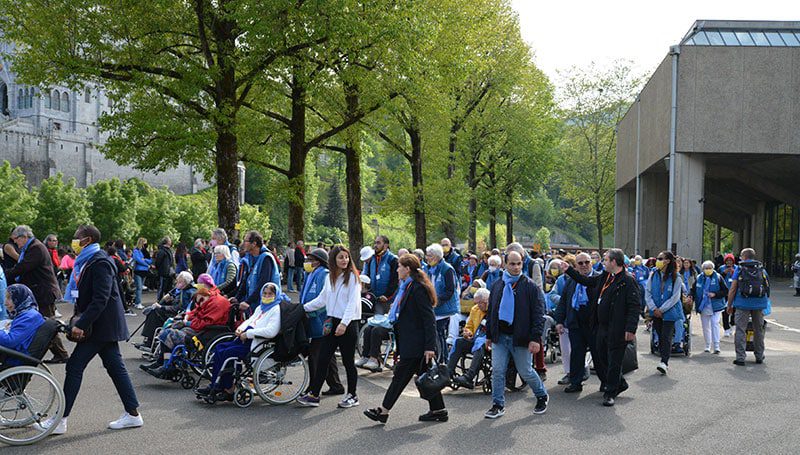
[556,324,565,335]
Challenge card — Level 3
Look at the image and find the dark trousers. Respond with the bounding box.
[38,297,69,359]
[362,325,390,360]
[567,324,594,386]
[594,325,626,399]
[142,307,178,342]
[435,318,449,363]
[652,318,676,365]
[64,340,139,417]
[308,319,357,396]
[445,338,484,378]
[157,276,172,301]
[308,337,343,392]
[382,357,445,412]
[209,339,251,390]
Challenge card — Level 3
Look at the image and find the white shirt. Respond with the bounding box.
[238,304,281,352]
[303,272,362,326]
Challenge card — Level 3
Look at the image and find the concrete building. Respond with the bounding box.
[615,20,800,276]
[0,42,207,194]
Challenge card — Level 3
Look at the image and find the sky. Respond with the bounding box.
[510,0,798,82]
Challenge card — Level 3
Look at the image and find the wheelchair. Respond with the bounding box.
[449,346,492,395]
[356,323,397,371]
[0,319,66,446]
[543,313,561,364]
[196,339,309,408]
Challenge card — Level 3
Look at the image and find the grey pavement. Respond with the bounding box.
[10,281,800,454]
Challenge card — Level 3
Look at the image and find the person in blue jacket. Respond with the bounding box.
[645,251,683,376]
[692,261,728,354]
[629,255,650,312]
[481,255,503,291]
[1,284,45,365]
[440,238,462,278]
[301,248,344,396]
[132,238,153,310]
[425,243,459,363]
[727,248,770,366]
[0,267,7,320]
[363,236,398,313]
[235,231,280,316]
[718,253,738,337]
[590,251,604,273]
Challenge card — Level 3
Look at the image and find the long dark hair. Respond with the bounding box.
[658,250,678,283]
[328,245,358,287]
[399,253,437,307]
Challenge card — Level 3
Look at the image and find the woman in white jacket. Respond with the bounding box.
[196,282,284,401]
[297,245,362,409]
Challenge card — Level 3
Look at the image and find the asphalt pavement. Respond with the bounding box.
[9,280,800,454]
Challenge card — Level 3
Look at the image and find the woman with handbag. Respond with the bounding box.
[364,254,447,424]
[298,245,362,409]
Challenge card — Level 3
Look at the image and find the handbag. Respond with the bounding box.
[415,360,449,400]
[66,313,92,342]
[622,338,638,375]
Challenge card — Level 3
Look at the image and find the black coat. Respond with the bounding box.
[190,247,208,278]
[485,275,545,347]
[553,272,600,330]
[155,245,174,277]
[565,267,640,348]
[7,239,61,306]
[74,250,129,342]
[393,282,437,359]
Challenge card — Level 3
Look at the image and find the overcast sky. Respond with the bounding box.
[511,0,798,81]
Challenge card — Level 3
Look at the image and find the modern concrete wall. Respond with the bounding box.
[614,186,636,253]
[671,152,705,260]
[677,46,800,155]
[638,172,669,258]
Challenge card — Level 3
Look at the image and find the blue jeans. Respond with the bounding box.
[64,341,139,417]
[286,267,296,291]
[491,333,547,407]
[134,274,144,306]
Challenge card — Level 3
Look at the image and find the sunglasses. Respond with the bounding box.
[577,261,590,265]
[657,257,667,260]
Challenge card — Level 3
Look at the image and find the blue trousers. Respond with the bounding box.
[491,333,547,407]
[64,341,139,417]
[210,339,251,390]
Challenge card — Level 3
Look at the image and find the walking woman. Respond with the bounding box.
[644,251,683,375]
[298,245,362,409]
[691,261,728,354]
[132,238,152,310]
[364,254,447,424]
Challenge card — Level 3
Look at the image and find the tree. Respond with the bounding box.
[239,204,272,242]
[135,186,180,244]
[318,178,346,231]
[174,191,217,245]
[535,226,551,252]
[86,179,139,242]
[0,161,37,237]
[557,61,642,249]
[32,174,91,242]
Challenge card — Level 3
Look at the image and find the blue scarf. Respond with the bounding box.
[388,277,412,323]
[571,283,588,310]
[682,270,691,293]
[64,243,102,303]
[14,237,36,282]
[300,265,326,305]
[498,271,521,325]
[258,282,289,314]
[698,274,712,313]
[6,283,38,317]
[212,258,229,288]
[246,249,268,297]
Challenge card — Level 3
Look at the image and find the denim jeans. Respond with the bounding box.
[64,341,139,417]
[134,274,144,307]
[491,333,547,407]
[286,267,296,291]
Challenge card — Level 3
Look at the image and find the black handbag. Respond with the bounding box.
[622,338,638,374]
[415,360,449,400]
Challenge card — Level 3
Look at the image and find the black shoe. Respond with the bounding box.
[418,410,448,422]
[533,395,548,414]
[733,360,746,366]
[616,381,629,396]
[195,386,214,396]
[44,356,69,364]
[564,384,583,393]
[453,375,474,389]
[755,358,764,364]
[321,387,345,396]
[147,366,174,379]
[484,404,505,419]
[537,371,547,382]
[557,375,570,385]
[139,360,161,371]
[602,396,615,407]
[364,408,388,424]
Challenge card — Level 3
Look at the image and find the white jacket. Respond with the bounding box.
[238,303,281,352]
[303,272,362,326]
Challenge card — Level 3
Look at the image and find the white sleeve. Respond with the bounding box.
[246,307,281,339]
[340,276,362,326]
[645,274,657,311]
[231,249,240,266]
[303,277,329,312]
[238,309,258,332]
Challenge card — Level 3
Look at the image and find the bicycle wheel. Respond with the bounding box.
[254,349,309,405]
[0,366,65,446]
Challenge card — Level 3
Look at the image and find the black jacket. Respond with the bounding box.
[393,282,437,359]
[485,275,545,347]
[190,247,207,278]
[74,250,129,342]
[155,245,174,277]
[553,271,600,330]
[7,239,61,306]
[565,267,640,348]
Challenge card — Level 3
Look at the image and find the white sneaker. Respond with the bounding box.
[337,393,359,409]
[354,357,368,368]
[657,362,668,375]
[362,359,382,372]
[704,347,711,353]
[55,310,63,318]
[135,304,145,310]
[34,416,67,435]
[724,329,732,337]
[108,412,143,430]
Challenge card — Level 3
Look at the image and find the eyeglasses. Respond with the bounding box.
[577,261,590,265]
[657,257,666,260]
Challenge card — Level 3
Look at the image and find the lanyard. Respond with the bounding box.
[600,273,616,299]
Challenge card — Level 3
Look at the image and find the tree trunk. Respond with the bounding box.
[595,198,603,251]
[408,124,427,249]
[488,205,497,250]
[467,159,477,253]
[287,68,307,242]
[506,206,513,246]
[343,84,364,255]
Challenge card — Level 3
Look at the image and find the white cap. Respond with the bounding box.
[360,246,375,262]
[359,274,372,285]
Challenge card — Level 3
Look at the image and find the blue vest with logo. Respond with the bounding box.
[367,250,396,297]
[649,272,683,322]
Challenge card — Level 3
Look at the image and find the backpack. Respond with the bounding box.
[738,261,769,298]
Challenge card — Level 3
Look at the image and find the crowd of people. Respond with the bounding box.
[0,224,779,434]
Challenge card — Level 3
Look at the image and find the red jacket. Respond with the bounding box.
[187,288,230,332]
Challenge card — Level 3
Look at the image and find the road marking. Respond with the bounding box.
[765,319,800,334]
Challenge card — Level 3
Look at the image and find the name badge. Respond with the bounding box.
[376,274,381,281]
[71,290,79,298]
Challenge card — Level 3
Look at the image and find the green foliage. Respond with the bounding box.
[0,161,37,238]
[535,227,551,252]
[31,173,91,242]
[239,204,272,242]
[135,186,180,244]
[86,178,139,242]
[174,191,217,245]
[318,178,346,231]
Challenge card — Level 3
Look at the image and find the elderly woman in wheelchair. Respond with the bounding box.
[447,287,490,389]
[0,285,45,367]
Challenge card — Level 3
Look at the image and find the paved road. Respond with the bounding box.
[11,281,800,454]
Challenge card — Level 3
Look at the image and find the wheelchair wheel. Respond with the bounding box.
[180,375,196,390]
[201,333,236,378]
[254,350,309,405]
[170,370,183,383]
[234,389,254,408]
[0,365,65,446]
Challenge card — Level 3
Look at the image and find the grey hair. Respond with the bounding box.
[505,242,525,256]
[474,288,491,302]
[606,248,625,267]
[740,248,756,260]
[11,225,33,239]
[488,255,502,267]
[426,243,444,261]
[412,249,425,261]
[701,260,715,269]
[44,234,58,243]
[211,228,228,242]
[176,271,194,285]
[214,245,231,260]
